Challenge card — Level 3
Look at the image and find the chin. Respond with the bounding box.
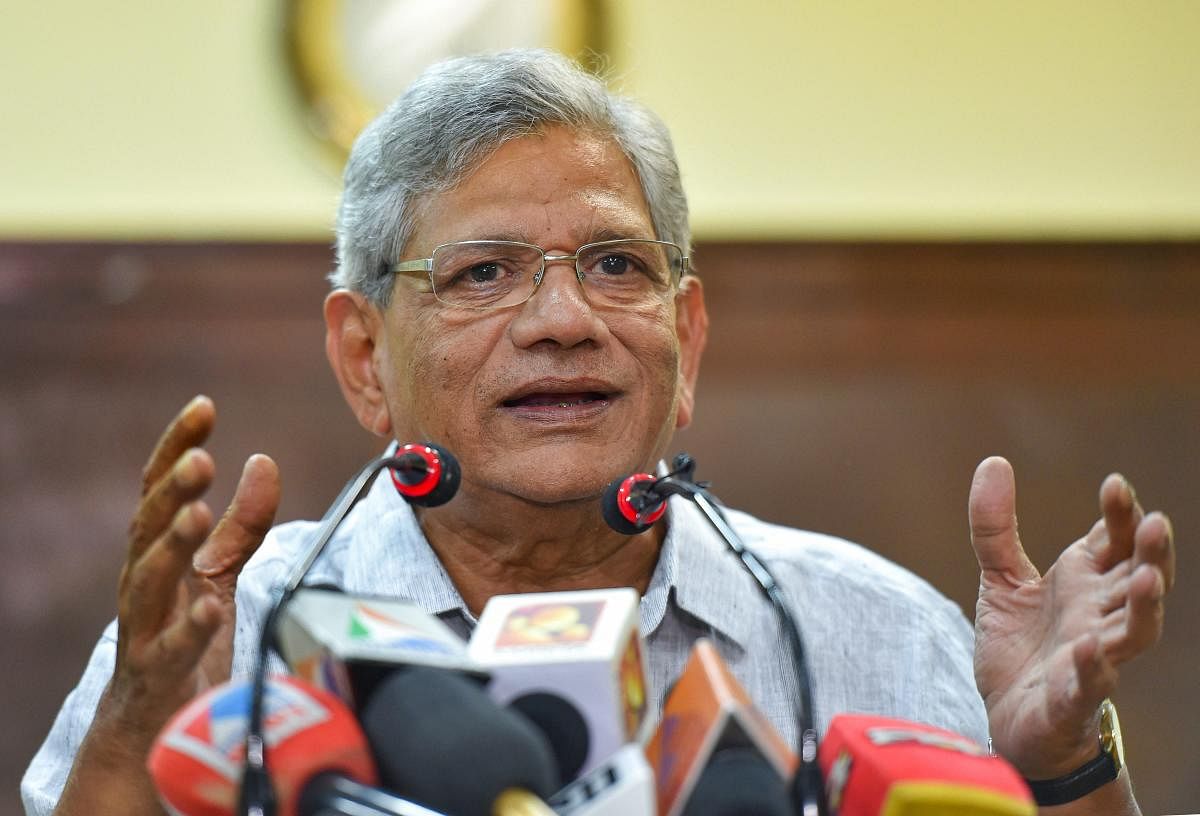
[479,443,654,506]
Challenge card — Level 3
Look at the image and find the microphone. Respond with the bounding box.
[818,714,1035,815]
[603,455,825,815]
[240,445,460,815]
[360,665,560,816]
[600,473,666,535]
[546,744,655,816]
[276,586,486,712]
[646,638,796,816]
[148,674,446,816]
[468,588,649,786]
[680,749,795,816]
[388,443,460,508]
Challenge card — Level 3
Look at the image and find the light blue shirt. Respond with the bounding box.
[22,471,987,814]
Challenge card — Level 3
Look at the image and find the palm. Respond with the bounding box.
[966,457,1173,779]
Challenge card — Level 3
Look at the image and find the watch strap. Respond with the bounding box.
[1025,746,1118,807]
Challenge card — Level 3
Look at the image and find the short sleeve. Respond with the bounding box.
[21,620,118,816]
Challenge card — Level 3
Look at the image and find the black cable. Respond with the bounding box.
[646,461,826,816]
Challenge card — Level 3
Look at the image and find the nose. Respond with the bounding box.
[508,256,606,349]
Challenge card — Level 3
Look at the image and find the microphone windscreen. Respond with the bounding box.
[819,714,1035,816]
[680,749,793,816]
[509,691,590,785]
[148,676,376,816]
[360,666,558,816]
[601,474,664,535]
[390,443,460,507]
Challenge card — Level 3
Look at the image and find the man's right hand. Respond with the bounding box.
[55,396,280,814]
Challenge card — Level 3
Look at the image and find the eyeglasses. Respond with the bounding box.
[387,239,688,310]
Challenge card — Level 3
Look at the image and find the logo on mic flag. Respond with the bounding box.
[495,600,605,648]
[157,679,332,781]
[347,601,457,655]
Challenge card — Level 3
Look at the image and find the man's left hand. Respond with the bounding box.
[967,456,1174,779]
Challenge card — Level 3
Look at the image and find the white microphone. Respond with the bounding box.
[469,588,649,785]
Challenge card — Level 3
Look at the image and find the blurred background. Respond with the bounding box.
[2,2,1197,813]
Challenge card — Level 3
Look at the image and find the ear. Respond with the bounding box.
[673,275,709,430]
[324,290,392,437]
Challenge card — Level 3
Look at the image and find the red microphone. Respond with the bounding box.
[388,443,460,507]
[147,675,378,816]
[818,714,1036,816]
[601,473,667,535]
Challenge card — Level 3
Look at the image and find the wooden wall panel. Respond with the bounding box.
[1,241,1196,814]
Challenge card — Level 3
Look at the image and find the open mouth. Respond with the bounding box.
[501,391,610,409]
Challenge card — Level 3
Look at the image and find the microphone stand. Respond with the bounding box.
[238,452,420,816]
[648,455,827,816]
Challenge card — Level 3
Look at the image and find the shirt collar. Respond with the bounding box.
[642,496,760,652]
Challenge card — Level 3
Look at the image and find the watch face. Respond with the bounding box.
[284,0,606,157]
[1099,698,1125,771]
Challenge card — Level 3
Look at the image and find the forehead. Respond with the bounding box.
[407,126,655,251]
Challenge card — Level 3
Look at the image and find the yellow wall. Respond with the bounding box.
[2,1,1198,240]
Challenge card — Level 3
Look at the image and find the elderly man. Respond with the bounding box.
[24,50,1174,815]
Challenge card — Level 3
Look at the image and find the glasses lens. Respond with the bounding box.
[577,240,680,305]
[429,242,543,308]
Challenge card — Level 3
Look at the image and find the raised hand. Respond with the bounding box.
[55,396,279,815]
[968,456,1174,783]
[107,395,280,742]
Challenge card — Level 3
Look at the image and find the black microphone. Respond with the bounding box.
[360,666,559,816]
[388,443,460,507]
[240,444,461,816]
[682,749,794,816]
[600,473,667,535]
[602,454,826,816]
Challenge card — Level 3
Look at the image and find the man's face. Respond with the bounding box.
[368,126,705,506]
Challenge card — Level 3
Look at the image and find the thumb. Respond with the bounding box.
[193,454,280,577]
[969,456,1039,581]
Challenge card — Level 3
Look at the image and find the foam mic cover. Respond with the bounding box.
[360,665,559,816]
[276,587,487,712]
[646,639,796,816]
[147,675,376,816]
[389,443,460,507]
[468,588,649,785]
[818,714,1035,816]
[680,749,793,816]
[601,473,667,535]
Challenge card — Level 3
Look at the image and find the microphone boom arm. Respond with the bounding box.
[649,475,827,816]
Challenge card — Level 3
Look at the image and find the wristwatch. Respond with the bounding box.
[1025,699,1125,806]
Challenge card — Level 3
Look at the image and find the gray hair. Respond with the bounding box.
[331,49,690,306]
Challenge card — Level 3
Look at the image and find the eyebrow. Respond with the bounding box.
[451,226,657,246]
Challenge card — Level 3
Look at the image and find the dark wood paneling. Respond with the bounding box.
[1,241,1196,815]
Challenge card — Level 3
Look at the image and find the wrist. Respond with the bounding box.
[1021,699,1126,809]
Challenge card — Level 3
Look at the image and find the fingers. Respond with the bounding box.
[193,454,281,578]
[141,396,215,494]
[129,448,214,563]
[968,456,1040,582]
[1066,634,1118,724]
[1092,473,1144,570]
[1134,511,1175,593]
[122,500,215,640]
[1101,560,1168,665]
[158,593,224,675]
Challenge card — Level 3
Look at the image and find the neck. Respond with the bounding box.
[415,488,664,617]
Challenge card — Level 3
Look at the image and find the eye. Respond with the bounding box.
[597,253,633,275]
[465,262,501,283]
